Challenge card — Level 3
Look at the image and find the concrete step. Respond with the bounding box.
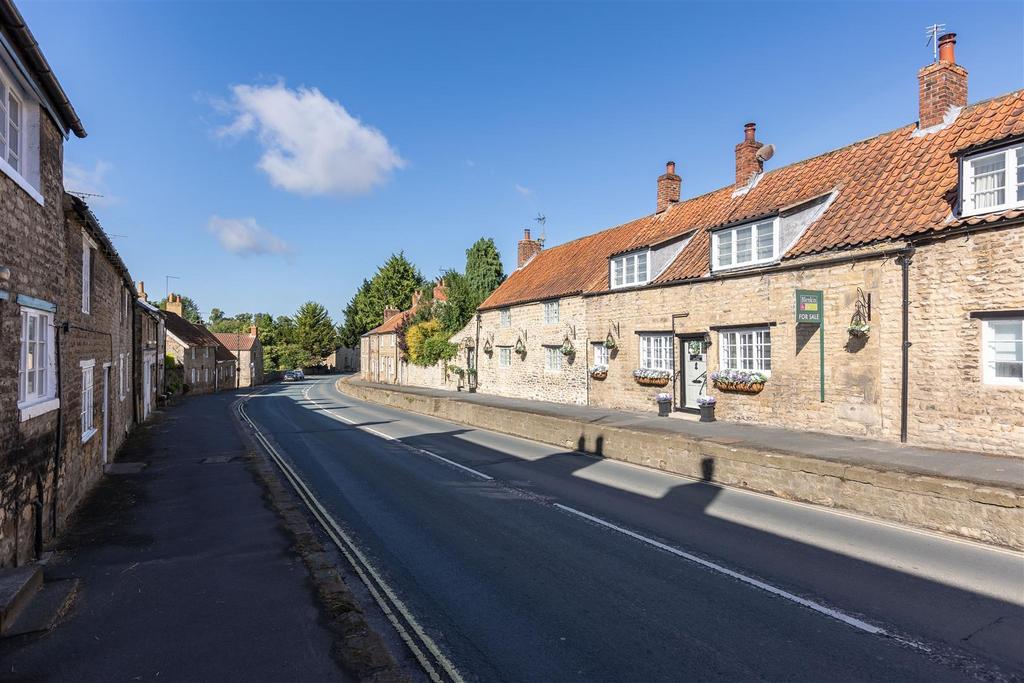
[0,565,43,636]
[3,578,80,638]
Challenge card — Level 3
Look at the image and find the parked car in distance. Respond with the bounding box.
[293,369,305,380]
[283,371,297,382]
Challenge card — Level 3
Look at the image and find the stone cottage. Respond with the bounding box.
[214,325,263,388]
[467,34,1023,457]
[163,295,236,394]
[134,281,164,421]
[361,282,447,386]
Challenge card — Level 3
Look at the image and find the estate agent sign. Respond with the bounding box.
[795,289,825,402]
[796,290,823,324]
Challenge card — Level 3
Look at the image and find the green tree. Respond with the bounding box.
[338,253,424,347]
[435,271,477,335]
[209,308,225,326]
[295,301,337,362]
[464,238,505,304]
[156,295,203,325]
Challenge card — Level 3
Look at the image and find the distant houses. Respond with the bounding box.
[214,326,264,388]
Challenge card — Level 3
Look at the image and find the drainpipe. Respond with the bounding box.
[897,246,915,443]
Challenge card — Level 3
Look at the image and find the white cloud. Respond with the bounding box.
[515,183,532,197]
[217,82,405,196]
[464,159,476,168]
[64,160,116,206]
[207,215,292,257]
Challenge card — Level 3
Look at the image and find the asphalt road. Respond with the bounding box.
[244,377,1024,682]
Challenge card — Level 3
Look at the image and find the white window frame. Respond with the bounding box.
[543,300,560,325]
[718,327,772,374]
[592,342,609,366]
[639,334,674,372]
[544,346,562,372]
[500,308,511,327]
[81,360,96,442]
[191,347,196,360]
[82,232,95,314]
[610,250,650,289]
[961,143,1024,216]
[191,367,197,384]
[711,217,780,271]
[982,318,1023,386]
[498,346,512,368]
[18,306,59,420]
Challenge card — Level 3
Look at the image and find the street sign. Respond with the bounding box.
[796,289,823,324]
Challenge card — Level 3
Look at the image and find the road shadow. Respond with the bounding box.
[253,380,1024,678]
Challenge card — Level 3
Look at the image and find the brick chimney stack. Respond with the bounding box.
[735,122,764,186]
[656,161,681,213]
[382,307,400,323]
[250,324,258,336]
[517,228,543,269]
[137,280,147,302]
[165,293,183,317]
[918,33,967,129]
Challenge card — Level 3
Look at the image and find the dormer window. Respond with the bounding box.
[712,217,779,271]
[610,250,649,289]
[962,142,1024,216]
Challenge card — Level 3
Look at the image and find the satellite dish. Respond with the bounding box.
[756,143,775,162]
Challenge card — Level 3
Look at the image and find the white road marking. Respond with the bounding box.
[553,502,928,650]
[236,395,464,683]
[304,383,491,479]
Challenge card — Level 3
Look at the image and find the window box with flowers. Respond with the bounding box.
[710,369,768,394]
[634,368,671,387]
[590,363,608,380]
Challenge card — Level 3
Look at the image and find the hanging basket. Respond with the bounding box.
[514,338,526,355]
[636,376,669,387]
[591,370,608,380]
[712,379,765,394]
[604,333,617,350]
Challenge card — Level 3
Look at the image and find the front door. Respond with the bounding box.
[678,337,708,411]
[143,357,152,419]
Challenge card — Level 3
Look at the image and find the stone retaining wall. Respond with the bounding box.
[337,378,1024,550]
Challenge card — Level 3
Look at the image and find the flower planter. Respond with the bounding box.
[657,401,671,417]
[590,371,608,381]
[712,379,764,394]
[636,376,669,387]
[699,403,716,422]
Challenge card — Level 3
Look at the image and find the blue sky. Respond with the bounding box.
[23,1,1024,322]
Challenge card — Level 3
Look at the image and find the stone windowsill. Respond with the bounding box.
[19,397,60,422]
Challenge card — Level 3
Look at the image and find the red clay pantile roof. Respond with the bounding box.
[364,283,448,336]
[165,313,236,364]
[214,332,258,352]
[481,89,1024,309]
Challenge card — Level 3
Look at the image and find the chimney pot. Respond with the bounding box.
[666,161,675,175]
[524,228,531,240]
[744,122,757,141]
[938,32,956,63]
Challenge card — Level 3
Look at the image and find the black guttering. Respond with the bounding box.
[0,0,86,137]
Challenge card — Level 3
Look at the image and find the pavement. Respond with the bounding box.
[0,389,353,683]
[241,378,1024,681]
[342,378,1024,489]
